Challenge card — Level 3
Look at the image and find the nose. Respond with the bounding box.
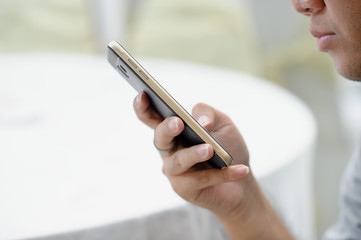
[291,0,325,16]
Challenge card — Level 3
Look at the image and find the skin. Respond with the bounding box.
[292,0,361,81]
[133,0,361,239]
[134,94,292,239]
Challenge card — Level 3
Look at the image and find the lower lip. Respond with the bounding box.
[317,34,335,51]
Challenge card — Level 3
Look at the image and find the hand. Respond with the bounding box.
[133,92,251,218]
[133,92,294,239]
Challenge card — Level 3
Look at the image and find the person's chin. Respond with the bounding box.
[333,59,361,81]
[320,42,361,81]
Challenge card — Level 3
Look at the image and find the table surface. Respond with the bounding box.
[0,54,316,239]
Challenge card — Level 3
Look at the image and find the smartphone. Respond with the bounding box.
[107,41,232,169]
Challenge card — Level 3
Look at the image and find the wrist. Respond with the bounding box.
[216,171,294,240]
[216,171,263,224]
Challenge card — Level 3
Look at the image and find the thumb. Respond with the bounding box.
[192,103,215,131]
[192,103,231,132]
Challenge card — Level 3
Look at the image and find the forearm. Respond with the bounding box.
[217,173,294,240]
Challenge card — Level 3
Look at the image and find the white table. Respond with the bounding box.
[0,54,317,240]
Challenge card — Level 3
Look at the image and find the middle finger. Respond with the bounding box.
[163,144,214,176]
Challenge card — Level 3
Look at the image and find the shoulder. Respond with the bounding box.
[323,146,361,239]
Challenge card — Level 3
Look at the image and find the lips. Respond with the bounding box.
[310,30,336,51]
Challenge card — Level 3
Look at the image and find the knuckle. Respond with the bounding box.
[222,169,231,181]
[193,102,207,110]
[197,171,211,185]
[172,154,183,169]
[162,160,172,177]
[162,154,181,177]
[154,122,167,140]
[222,168,237,182]
[135,111,146,122]
[170,180,184,196]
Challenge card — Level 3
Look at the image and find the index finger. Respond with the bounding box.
[133,92,163,129]
[154,116,184,154]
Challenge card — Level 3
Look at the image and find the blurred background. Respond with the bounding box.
[1,0,361,239]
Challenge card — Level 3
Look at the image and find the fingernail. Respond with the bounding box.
[168,118,179,132]
[235,166,249,176]
[197,115,210,127]
[135,93,142,104]
[197,144,210,158]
